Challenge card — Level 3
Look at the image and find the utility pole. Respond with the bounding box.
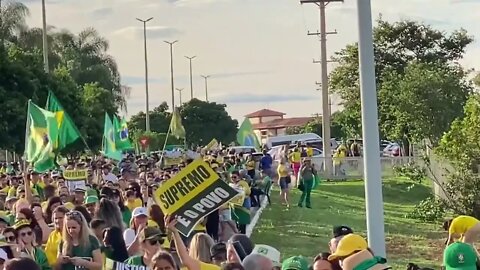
[176,88,184,105]
[357,0,386,257]
[301,0,342,178]
[41,0,49,73]
[136,17,154,132]
[185,56,196,100]
[201,75,210,102]
[165,40,178,111]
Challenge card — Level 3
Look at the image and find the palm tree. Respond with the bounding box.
[51,27,129,111]
[0,0,29,53]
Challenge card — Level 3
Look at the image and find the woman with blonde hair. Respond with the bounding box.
[55,210,102,270]
[188,232,215,263]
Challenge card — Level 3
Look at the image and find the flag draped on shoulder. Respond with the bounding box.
[45,91,82,150]
[236,118,260,150]
[24,100,59,172]
[170,107,186,139]
[102,113,122,161]
[113,115,132,150]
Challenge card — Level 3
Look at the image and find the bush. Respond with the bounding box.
[393,161,427,183]
[406,196,446,222]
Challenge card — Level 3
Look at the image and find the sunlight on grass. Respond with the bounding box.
[251,178,443,269]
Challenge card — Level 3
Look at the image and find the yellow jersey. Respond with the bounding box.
[449,216,479,235]
[45,230,62,266]
[125,198,143,211]
[277,164,289,178]
[289,152,301,163]
[180,262,221,270]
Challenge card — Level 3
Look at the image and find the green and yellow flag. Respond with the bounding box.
[236,118,260,150]
[24,100,59,172]
[45,91,81,150]
[170,108,186,139]
[102,113,122,161]
[113,115,132,150]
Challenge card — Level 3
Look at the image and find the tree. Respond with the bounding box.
[128,102,171,133]
[180,99,238,145]
[474,73,480,88]
[81,83,117,150]
[437,94,480,170]
[0,1,29,54]
[302,112,347,140]
[379,62,471,148]
[329,19,473,146]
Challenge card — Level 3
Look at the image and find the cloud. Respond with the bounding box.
[122,75,166,85]
[209,71,271,79]
[90,7,114,19]
[112,26,181,39]
[216,93,316,104]
[167,0,233,7]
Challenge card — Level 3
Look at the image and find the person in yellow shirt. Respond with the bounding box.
[306,146,314,157]
[445,215,480,245]
[45,205,68,266]
[289,148,301,180]
[125,190,143,211]
[245,155,256,180]
[277,159,290,207]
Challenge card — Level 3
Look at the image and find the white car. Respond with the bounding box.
[383,143,401,157]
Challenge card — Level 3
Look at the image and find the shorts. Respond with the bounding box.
[220,209,232,222]
[279,177,289,190]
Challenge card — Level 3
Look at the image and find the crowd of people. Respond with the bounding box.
[0,145,477,270]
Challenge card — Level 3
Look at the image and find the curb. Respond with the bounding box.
[246,193,269,237]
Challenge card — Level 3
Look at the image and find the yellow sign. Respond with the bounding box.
[164,157,183,167]
[154,159,238,236]
[63,169,87,180]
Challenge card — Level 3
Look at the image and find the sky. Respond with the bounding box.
[19,0,480,121]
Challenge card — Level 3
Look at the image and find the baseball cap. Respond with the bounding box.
[333,225,353,238]
[84,196,99,205]
[74,186,87,193]
[132,207,148,219]
[328,234,368,261]
[444,242,477,270]
[13,219,31,231]
[252,244,281,266]
[138,227,163,243]
[281,256,309,270]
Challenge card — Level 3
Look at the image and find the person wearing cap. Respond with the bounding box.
[73,186,86,206]
[330,225,354,253]
[83,196,99,218]
[13,220,50,270]
[297,158,316,208]
[281,255,309,270]
[124,207,149,255]
[445,215,480,246]
[443,241,478,270]
[327,234,389,270]
[124,227,165,267]
[250,244,281,268]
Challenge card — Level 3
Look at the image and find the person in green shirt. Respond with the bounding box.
[13,220,50,270]
[56,210,102,270]
[125,227,165,267]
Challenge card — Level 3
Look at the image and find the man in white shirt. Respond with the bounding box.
[102,165,118,183]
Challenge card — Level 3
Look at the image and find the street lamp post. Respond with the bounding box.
[185,56,196,100]
[136,17,154,132]
[41,0,49,73]
[356,0,386,257]
[176,88,184,106]
[165,40,179,111]
[201,75,210,102]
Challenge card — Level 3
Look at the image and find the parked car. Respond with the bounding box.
[383,143,401,157]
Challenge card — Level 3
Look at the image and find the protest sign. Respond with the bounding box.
[63,169,87,192]
[154,159,238,236]
[104,258,149,270]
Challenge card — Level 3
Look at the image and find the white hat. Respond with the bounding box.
[252,244,281,266]
[132,207,148,218]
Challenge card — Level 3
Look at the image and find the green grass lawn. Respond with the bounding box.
[251,178,444,269]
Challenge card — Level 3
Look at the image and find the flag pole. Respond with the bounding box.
[159,123,172,167]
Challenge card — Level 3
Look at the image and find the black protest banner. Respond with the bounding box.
[154,159,238,236]
[104,258,150,270]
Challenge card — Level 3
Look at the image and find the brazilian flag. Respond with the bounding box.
[113,115,132,151]
[24,100,59,172]
[236,118,260,150]
[45,91,81,150]
[102,113,122,161]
